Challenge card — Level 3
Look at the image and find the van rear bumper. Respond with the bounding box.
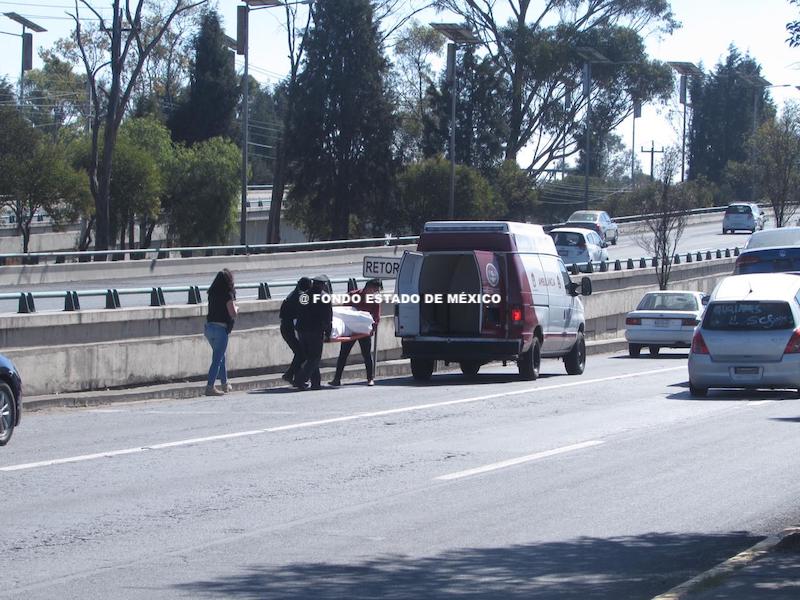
[401,337,523,362]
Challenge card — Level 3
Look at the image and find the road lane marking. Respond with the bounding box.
[1,366,684,472]
[747,400,776,406]
[436,440,605,481]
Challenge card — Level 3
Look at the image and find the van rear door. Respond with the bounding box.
[474,251,505,336]
[395,251,424,336]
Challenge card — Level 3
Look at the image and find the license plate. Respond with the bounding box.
[654,320,669,328]
[735,367,759,375]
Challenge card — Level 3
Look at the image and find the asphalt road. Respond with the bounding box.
[3,350,800,599]
[0,216,751,314]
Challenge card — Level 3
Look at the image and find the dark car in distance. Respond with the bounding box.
[734,227,800,274]
[0,354,22,446]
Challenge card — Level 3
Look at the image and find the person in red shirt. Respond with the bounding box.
[329,279,382,387]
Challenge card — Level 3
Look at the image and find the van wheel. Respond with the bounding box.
[410,358,435,382]
[459,361,480,378]
[649,345,660,357]
[564,332,586,375]
[689,383,707,398]
[518,337,541,381]
[0,382,16,446]
[628,344,642,358]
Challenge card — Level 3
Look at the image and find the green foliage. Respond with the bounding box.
[688,46,774,185]
[489,161,538,223]
[166,137,240,245]
[168,9,240,145]
[285,0,397,240]
[0,77,14,103]
[23,52,88,141]
[0,108,91,252]
[392,156,502,234]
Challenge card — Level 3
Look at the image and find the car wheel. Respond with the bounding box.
[410,358,435,382]
[518,337,541,381]
[0,382,16,446]
[628,343,642,358]
[564,332,586,375]
[459,361,480,378]
[689,383,708,398]
[649,345,660,357]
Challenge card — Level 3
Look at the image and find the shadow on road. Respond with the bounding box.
[173,531,761,600]
[609,352,689,361]
[666,384,798,402]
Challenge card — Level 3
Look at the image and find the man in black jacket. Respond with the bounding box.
[294,275,333,390]
[280,277,311,384]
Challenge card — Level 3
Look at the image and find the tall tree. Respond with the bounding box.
[266,1,313,244]
[434,1,676,175]
[688,46,774,186]
[23,52,88,141]
[168,9,239,144]
[67,0,204,252]
[286,0,397,240]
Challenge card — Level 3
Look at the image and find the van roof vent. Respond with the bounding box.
[423,221,509,233]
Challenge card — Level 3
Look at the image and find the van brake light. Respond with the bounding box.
[510,306,523,323]
[691,331,709,355]
[784,328,800,354]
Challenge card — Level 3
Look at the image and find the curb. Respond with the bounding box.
[23,337,629,412]
[651,526,800,599]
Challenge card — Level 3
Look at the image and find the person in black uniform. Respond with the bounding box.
[294,275,332,390]
[204,269,238,396]
[280,277,311,384]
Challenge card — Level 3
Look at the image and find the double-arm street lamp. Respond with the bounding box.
[430,23,480,220]
[575,47,611,210]
[1,12,46,106]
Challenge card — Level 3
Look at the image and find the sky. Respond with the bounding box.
[0,0,798,175]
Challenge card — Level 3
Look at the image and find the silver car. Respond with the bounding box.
[625,291,708,357]
[722,203,765,234]
[688,273,800,397]
[550,227,609,265]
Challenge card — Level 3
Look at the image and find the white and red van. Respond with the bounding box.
[395,221,592,381]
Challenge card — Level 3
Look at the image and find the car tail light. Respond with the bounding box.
[510,305,523,323]
[736,255,760,268]
[691,331,709,355]
[682,318,699,326]
[626,317,641,325]
[784,328,800,354]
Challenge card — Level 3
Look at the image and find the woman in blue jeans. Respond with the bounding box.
[204,269,238,396]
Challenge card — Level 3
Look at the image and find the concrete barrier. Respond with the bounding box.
[2,256,737,396]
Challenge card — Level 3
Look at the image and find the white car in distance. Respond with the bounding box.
[549,227,609,266]
[625,290,708,357]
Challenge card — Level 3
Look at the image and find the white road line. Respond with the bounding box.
[747,400,777,406]
[1,366,684,473]
[436,440,605,481]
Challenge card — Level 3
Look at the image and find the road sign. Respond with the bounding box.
[362,256,402,279]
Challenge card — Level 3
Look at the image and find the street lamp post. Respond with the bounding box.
[576,47,611,211]
[631,98,641,185]
[430,23,479,220]
[2,12,46,106]
[667,62,703,182]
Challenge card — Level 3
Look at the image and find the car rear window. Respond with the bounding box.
[568,211,596,222]
[552,232,585,246]
[703,301,795,331]
[725,205,752,215]
[637,293,698,311]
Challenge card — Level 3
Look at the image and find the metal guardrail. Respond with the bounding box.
[0,205,730,266]
[0,244,744,315]
[0,276,367,314]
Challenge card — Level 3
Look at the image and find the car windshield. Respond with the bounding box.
[568,211,596,222]
[637,293,698,311]
[725,205,752,215]
[552,232,586,247]
[703,301,795,331]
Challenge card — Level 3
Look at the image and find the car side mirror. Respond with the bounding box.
[601,241,609,248]
[701,294,710,306]
[581,277,592,296]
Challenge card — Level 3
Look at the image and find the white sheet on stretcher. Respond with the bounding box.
[331,306,373,338]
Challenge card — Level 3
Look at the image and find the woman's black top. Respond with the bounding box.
[207,287,235,333]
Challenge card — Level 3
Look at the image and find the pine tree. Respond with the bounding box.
[168,10,240,145]
[285,0,396,240]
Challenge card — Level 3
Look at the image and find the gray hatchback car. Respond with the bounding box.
[688,273,800,397]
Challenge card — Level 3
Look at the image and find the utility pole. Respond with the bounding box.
[641,141,664,181]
